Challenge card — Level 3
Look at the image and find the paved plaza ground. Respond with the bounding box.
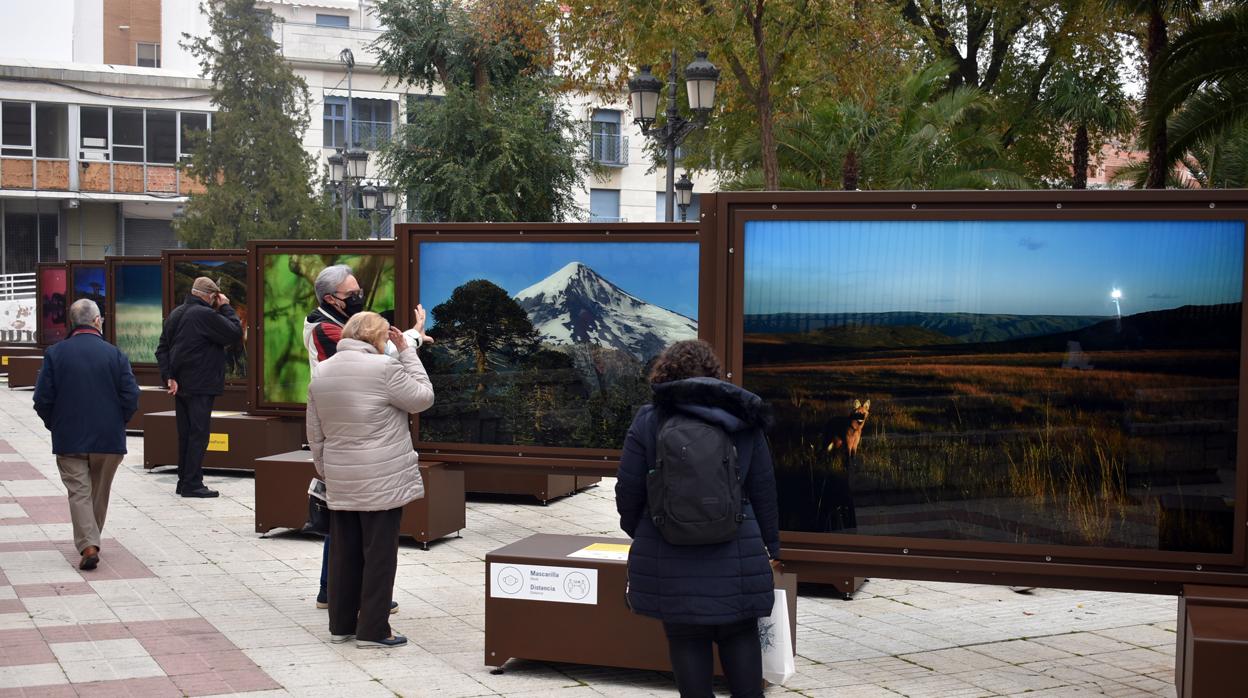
[0,383,1181,697]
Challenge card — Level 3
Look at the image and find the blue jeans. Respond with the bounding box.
[319,535,330,598]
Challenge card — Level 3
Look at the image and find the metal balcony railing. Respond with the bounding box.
[352,122,393,151]
[590,132,628,167]
[0,273,36,301]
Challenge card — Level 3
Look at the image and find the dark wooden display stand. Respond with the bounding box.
[781,559,866,600]
[1176,585,1248,697]
[143,410,304,471]
[6,356,42,389]
[460,466,600,504]
[127,386,246,432]
[0,345,43,376]
[253,450,465,549]
[485,533,797,673]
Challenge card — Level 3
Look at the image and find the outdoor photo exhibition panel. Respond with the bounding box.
[398,223,715,474]
[67,261,107,330]
[36,262,67,346]
[162,250,249,383]
[105,257,162,367]
[247,240,399,416]
[720,190,1248,592]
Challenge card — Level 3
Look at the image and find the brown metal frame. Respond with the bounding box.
[161,249,249,386]
[246,239,399,416]
[396,221,715,475]
[717,189,1248,591]
[104,256,162,368]
[35,262,68,347]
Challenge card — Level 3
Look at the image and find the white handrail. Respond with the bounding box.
[0,272,37,301]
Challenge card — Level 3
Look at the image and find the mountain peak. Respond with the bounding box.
[513,262,697,359]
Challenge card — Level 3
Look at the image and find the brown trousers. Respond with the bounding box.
[328,507,403,641]
[55,453,123,554]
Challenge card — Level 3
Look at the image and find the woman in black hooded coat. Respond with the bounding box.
[616,340,781,697]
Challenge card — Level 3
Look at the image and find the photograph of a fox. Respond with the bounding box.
[418,241,699,450]
[744,219,1244,553]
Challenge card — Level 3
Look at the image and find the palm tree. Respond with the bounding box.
[1147,3,1248,163]
[723,61,1027,191]
[1042,69,1136,189]
[1102,0,1199,188]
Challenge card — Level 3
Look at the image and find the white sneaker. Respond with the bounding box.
[330,634,354,644]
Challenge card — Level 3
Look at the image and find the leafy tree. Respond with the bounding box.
[178,0,343,246]
[430,280,539,380]
[1041,68,1135,189]
[724,61,1027,190]
[1147,3,1248,164]
[372,0,587,222]
[556,0,905,190]
[1103,0,1198,188]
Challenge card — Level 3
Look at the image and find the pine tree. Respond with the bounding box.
[178,0,344,246]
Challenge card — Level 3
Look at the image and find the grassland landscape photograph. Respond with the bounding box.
[174,260,248,380]
[40,267,67,343]
[261,253,395,405]
[744,219,1244,553]
[418,241,699,449]
[113,264,163,364]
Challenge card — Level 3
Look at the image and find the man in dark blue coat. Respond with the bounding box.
[155,277,242,498]
[33,299,140,571]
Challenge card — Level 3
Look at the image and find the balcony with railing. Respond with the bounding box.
[589,133,628,167]
[351,121,393,151]
[270,20,382,65]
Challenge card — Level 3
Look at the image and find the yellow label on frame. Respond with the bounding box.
[2,356,9,366]
[207,433,229,452]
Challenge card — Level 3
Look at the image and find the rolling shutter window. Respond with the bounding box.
[123,218,177,256]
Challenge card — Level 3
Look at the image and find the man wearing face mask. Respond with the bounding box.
[34,299,139,571]
[155,277,244,498]
[304,264,424,369]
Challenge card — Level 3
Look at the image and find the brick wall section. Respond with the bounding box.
[80,163,111,192]
[0,159,34,189]
[35,160,69,190]
[103,0,162,66]
[114,164,144,193]
[146,165,177,193]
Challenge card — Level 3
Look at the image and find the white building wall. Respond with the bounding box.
[72,0,104,63]
[161,0,211,74]
[0,0,77,62]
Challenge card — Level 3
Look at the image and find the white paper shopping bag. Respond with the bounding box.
[759,588,795,685]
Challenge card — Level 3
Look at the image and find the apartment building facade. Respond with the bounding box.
[0,0,709,272]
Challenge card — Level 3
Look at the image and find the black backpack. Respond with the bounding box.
[647,409,743,545]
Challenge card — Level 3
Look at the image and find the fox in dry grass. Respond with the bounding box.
[822,399,871,462]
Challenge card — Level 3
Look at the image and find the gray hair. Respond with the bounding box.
[314,264,353,304]
[68,298,100,329]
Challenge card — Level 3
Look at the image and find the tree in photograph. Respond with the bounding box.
[179,0,342,246]
[372,0,586,222]
[1041,68,1135,189]
[430,280,539,381]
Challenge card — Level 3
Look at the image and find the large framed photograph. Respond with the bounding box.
[67,261,107,327]
[247,241,398,415]
[399,224,713,468]
[105,257,162,366]
[724,191,1248,577]
[36,263,68,346]
[162,250,248,382]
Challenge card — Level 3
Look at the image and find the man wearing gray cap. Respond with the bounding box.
[155,277,243,498]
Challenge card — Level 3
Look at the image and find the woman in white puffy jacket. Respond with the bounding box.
[306,309,434,649]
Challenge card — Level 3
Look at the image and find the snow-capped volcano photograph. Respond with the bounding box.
[417,241,699,449]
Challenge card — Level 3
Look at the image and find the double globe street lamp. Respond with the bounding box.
[359,183,400,239]
[628,50,720,222]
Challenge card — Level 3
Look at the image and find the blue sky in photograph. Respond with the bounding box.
[73,267,105,297]
[744,219,1245,316]
[116,265,163,304]
[419,241,700,325]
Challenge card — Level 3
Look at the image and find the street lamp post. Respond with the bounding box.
[628,50,719,222]
[674,172,694,222]
[330,49,371,239]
